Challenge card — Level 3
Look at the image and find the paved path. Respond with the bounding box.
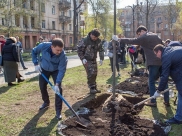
[0,55,108,85]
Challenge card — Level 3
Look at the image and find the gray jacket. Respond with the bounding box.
[120,32,162,66]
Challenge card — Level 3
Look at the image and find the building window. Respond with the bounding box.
[69,10,72,17]
[41,3,45,12]
[69,24,71,30]
[158,17,162,21]
[22,0,26,8]
[23,16,27,28]
[165,24,168,28]
[15,15,20,26]
[42,20,45,28]
[30,0,34,10]
[31,17,35,28]
[69,37,72,44]
[2,18,5,25]
[52,21,55,29]
[52,5,55,14]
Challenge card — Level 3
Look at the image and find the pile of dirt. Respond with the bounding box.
[61,94,166,136]
[115,76,149,94]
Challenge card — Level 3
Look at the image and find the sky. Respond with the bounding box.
[118,0,136,9]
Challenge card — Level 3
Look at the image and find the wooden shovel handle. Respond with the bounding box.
[133,85,175,107]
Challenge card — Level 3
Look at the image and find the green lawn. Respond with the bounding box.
[0,60,181,136]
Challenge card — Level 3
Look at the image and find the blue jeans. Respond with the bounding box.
[148,65,169,103]
[20,53,26,68]
[174,93,182,121]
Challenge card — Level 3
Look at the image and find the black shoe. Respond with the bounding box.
[56,111,62,120]
[8,82,16,86]
[39,103,49,110]
[18,79,24,83]
[23,67,28,70]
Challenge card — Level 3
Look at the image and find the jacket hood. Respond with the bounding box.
[5,38,16,45]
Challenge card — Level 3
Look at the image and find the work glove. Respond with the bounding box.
[82,59,87,65]
[52,85,60,95]
[99,60,103,66]
[35,65,42,72]
[153,91,161,99]
[112,35,118,41]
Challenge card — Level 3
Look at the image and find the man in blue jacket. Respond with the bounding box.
[153,44,182,124]
[32,38,67,120]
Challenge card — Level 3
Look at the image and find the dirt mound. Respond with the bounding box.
[61,94,166,136]
[115,76,149,94]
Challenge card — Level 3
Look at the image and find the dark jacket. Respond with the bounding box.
[2,39,19,62]
[158,46,182,96]
[120,32,162,66]
[168,41,182,47]
[108,40,120,53]
[77,33,104,61]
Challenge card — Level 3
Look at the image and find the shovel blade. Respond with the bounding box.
[75,117,91,128]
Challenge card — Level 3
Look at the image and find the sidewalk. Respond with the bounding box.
[0,55,109,85]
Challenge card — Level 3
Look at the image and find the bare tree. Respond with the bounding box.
[139,0,158,29]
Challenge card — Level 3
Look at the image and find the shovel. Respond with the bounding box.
[133,86,175,108]
[40,72,91,128]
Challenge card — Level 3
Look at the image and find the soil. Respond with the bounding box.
[61,93,167,136]
[115,76,149,95]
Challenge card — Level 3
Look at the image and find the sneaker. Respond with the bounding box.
[56,111,62,120]
[39,103,49,110]
[165,117,182,124]
[144,101,157,107]
[18,79,24,83]
[23,67,28,70]
[163,102,170,107]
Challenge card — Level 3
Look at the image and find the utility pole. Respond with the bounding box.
[112,0,116,100]
[73,0,84,47]
[73,0,77,47]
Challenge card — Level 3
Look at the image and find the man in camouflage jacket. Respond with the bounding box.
[77,28,104,94]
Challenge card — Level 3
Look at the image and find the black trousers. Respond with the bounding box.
[109,54,120,72]
[39,68,62,112]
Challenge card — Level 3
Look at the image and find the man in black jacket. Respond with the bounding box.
[153,44,182,124]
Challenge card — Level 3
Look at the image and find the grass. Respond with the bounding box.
[0,59,181,136]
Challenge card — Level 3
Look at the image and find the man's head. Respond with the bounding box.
[39,37,44,42]
[165,39,171,46]
[0,35,5,42]
[51,38,64,55]
[90,28,100,41]
[50,34,56,40]
[118,34,124,38]
[16,36,20,41]
[153,44,165,59]
[136,25,148,37]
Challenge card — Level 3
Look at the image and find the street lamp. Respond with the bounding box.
[126,4,138,37]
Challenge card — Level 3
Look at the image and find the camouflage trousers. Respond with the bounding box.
[83,60,98,88]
